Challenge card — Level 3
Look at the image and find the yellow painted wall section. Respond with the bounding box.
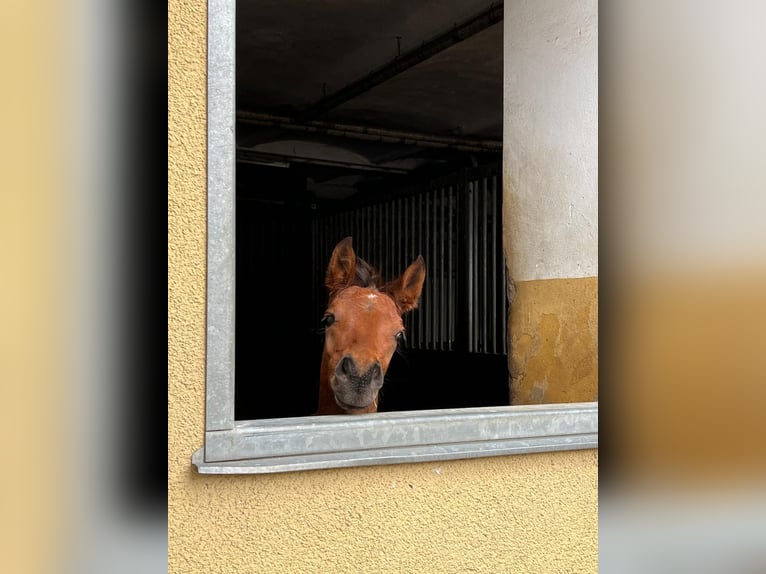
[509,278,599,404]
[169,1,598,572]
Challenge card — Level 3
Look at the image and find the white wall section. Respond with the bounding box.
[503,0,598,281]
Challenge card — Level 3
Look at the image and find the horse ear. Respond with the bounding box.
[325,237,357,297]
[386,255,426,314]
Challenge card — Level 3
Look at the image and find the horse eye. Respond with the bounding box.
[321,314,335,327]
[396,331,406,346]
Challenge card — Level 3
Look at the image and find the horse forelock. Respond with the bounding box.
[353,257,382,288]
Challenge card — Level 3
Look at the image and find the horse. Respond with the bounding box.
[315,237,426,415]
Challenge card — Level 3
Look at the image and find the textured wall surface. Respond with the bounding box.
[503,0,598,282]
[503,0,598,404]
[169,1,598,572]
[510,278,599,404]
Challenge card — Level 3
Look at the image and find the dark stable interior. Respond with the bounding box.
[234,162,510,420]
[233,1,508,419]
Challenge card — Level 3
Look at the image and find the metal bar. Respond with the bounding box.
[205,0,236,431]
[237,111,503,153]
[448,185,454,350]
[496,172,504,354]
[439,186,446,349]
[194,433,597,475]
[236,149,411,174]
[473,178,480,353]
[425,191,431,348]
[490,174,498,354]
[199,401,599,464]
[418,193,428,349]
[431,189,437,349]
[410,193,416,343]
[388,201,394,280]
[456,172,468,353]
[296,3,504,120]
[467,180,474,352]
[396,197,402,286]
[482,175,489,353]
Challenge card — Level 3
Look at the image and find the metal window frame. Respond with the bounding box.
[191,0,597,475]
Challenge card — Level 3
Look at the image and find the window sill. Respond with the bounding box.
[192,401,597,475]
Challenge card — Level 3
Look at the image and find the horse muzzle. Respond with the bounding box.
[332,355,384,410]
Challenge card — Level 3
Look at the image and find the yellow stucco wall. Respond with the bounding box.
[510,278,599,404]
[168,1,598,572]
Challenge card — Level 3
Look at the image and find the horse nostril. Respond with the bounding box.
[337,356,356,377]
[360,362,382,388]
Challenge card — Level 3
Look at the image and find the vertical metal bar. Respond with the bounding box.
[319,217,324,316]
[490,174,497,354]
[394,199,398,279]
[385,200,391,279]
[380,201,390,280]
[374,202,380,274]
[473,179,480,353]
[393,198,398,273]
[425,190,432,349]
[403,195,409,340]
[439,187,445,350]
[411,193,417,345]
[364,204,368,262]
[401,198,408,334]
[474,178,480,353]
[427,189,432,349]
[448,185,454,351]
[405,194,412,340]
[466,179,474,353]
[389,199,393,279]
[358,206,362,248]
[482,175,488,354]
[496,170,507,354]
[389,200,394,281]
[369,203,373,265]
[456,174,465,353]
[376,200,390,279]
[416,192,422,348]
[354,207,364,253]
[401,198,405,280]
[370,203,374,278]
[312,219,317,318]
[318,218,324,315]
[430,188,439,349]
[396,197,401,278]
[372,202,376,263]
[393,198,398,282]
[437,187,442,349]
[431,188,438,349]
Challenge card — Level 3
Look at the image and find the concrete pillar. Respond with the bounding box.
[503,0,598,403]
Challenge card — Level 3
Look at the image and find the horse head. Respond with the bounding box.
[316,237,425,415]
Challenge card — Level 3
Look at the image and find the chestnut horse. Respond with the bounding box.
[315,237,426,415]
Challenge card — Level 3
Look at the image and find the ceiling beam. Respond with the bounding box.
[297,2,504,121]
[238,111,502,153]
[237,148,412,174]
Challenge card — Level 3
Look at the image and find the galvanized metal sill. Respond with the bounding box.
[192,401,597,475]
